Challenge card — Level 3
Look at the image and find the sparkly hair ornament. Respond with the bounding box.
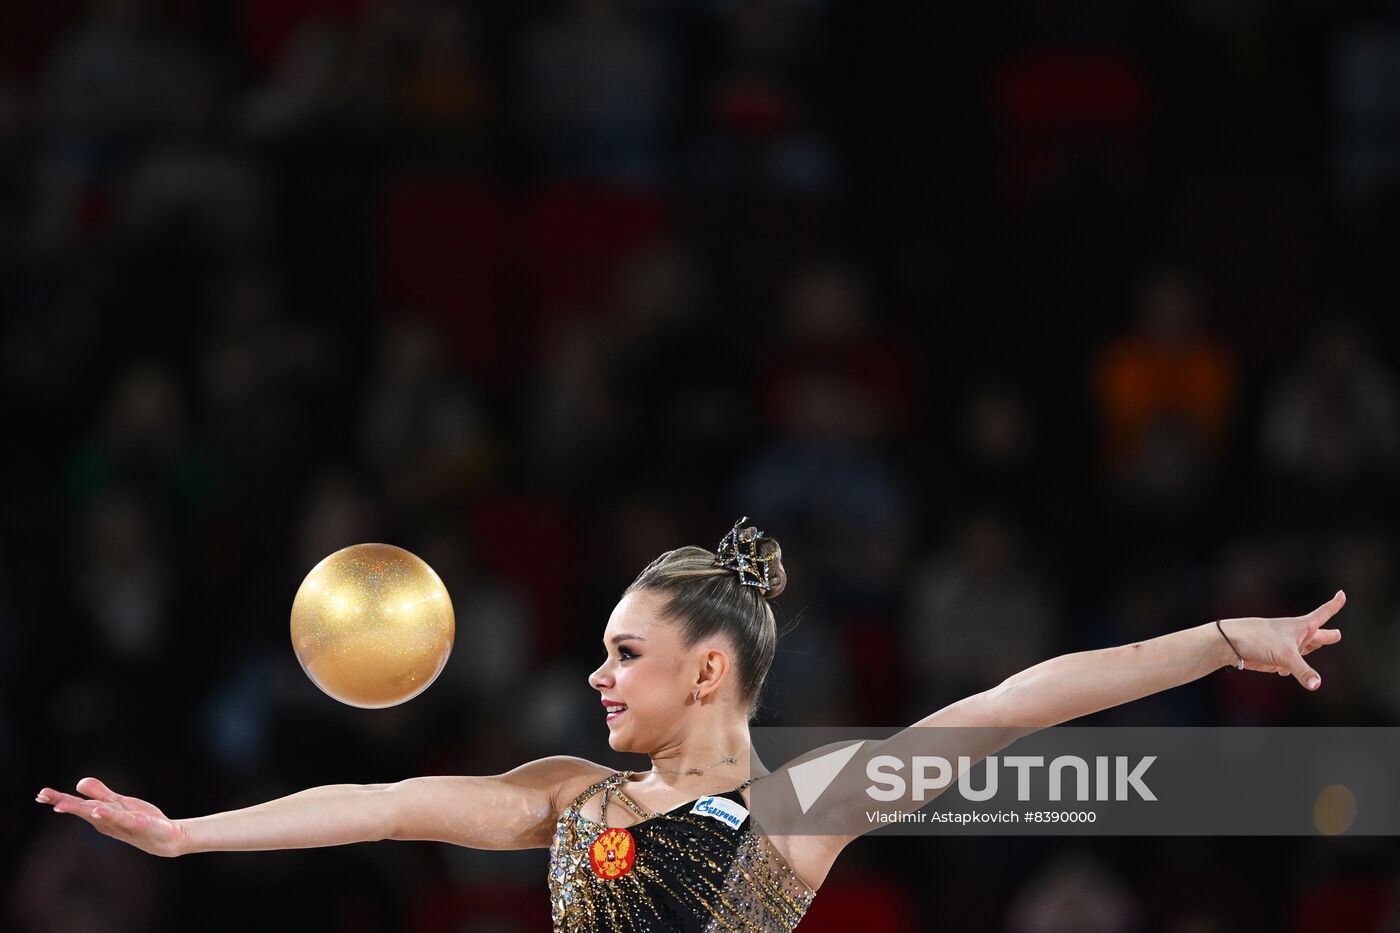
[713,517,776,593]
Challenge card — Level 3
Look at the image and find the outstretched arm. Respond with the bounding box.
[36,756,610,857]
[769,591,1347,890]
[922,590,1345,731]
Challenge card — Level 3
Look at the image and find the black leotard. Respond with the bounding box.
[548,770,816,931]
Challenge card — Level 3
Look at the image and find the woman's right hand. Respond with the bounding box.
[36,777,188,857]
[1219,590,1345,689]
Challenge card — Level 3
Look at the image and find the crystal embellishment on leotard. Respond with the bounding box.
[547,770,816,932]
[588,827,636,879]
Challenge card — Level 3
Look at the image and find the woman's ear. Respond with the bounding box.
[694,646,731,699]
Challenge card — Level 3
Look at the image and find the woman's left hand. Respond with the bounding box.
[1219,590,1345,690]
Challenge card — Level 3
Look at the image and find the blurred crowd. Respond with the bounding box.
[5,0,1400,931]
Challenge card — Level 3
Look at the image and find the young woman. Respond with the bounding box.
[36,519,1345,931]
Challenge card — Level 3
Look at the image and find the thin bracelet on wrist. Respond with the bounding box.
[1215,619,1246,670]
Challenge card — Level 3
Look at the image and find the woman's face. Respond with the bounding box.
[589,589,718,753]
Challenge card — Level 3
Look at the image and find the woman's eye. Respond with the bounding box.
[619,647,637,661]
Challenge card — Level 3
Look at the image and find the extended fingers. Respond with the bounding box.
[75,777,127,806]
[1309,590,1346,627]
[37,784,121,814]
[1302,628,1342,654]
[38,789,100,817]
[36,789,140,829]
[37,788,83,810]
[1286,651,1321,691]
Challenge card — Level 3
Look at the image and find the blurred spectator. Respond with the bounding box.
[962,381,1034,478]
[1260,318,1400,525]
[1005,850,1144,933]
[33,0,209,140]
[754,599,856,727]
[72,486,176,665]
[518,659,607,760]
[796,863,919,931]
[1292,872,1396,933]
[374,175,511,382]
[903,508,1057,709]
[411,522,531,707]
[521,316,630,493]
[382,0,493,140]
[610,239,754,486]
[33,0,215,252]
[294,466,387,575]
[427,812,552,930]
[734,364,916,604]
[1314,528,1400,724]
[202,647,295,778]
[1329,24,1400,213]
[689,72,839,193]
[954,379,1054,530]
[1093,267,1236,517]
[60,361,211,650]
[407,874,548,933]
[601,493,689,598]
[1,280,105,426]
[516,0,672,184]
[756,260,922,439]
[62,360,202,512]
[200,264,342,497]
[686,0,841,194]
[239,0,373,72]
[120,105,269,257]
[12,819,163,933]
[467,493,583,661]
[736,263,919,606]
[989,47,1151,205]
[240,12,390,138]
[517,183,671,337]
[360,314,498,521]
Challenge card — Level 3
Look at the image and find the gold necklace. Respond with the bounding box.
[646,754,738,776]
[609,756,750,823]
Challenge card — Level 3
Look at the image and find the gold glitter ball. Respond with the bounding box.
[290,543,455,708]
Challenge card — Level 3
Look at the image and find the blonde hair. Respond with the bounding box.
[623,526,787,720]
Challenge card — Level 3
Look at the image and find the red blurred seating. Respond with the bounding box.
[376,176,511,382]
[468,497,577,658]
[797,871,919,932]
[516,184,670,338]
[240,0,372,70]
[990,50,1151,197]
[408,881,548,933]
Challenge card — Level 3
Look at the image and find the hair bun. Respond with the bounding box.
[757,536,787,599]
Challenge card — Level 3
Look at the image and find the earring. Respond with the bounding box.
[693,689,700,702]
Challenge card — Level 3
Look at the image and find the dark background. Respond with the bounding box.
[5,0,1400,930]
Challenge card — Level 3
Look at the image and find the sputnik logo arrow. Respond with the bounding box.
[787,741,866,814]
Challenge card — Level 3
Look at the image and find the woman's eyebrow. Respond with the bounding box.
[607,633,647,645]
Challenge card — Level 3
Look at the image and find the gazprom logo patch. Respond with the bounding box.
[690,795,749,829]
